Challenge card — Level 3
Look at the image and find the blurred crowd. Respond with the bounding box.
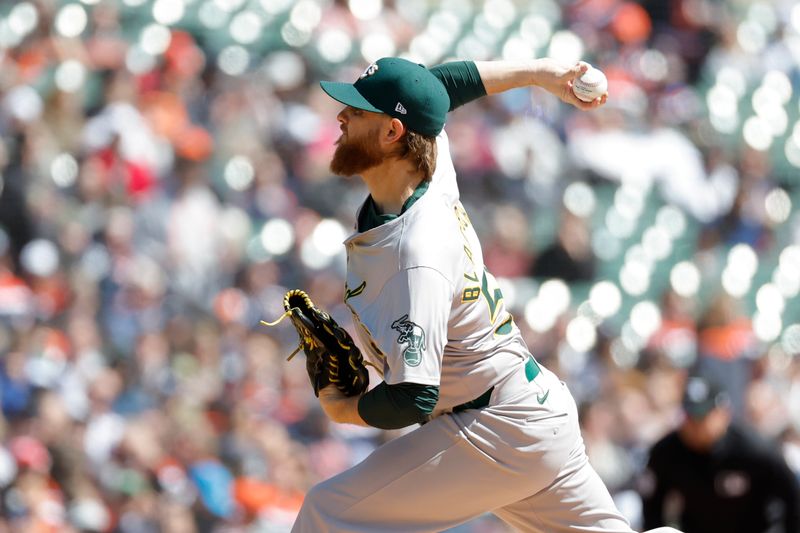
[0,0,799,531]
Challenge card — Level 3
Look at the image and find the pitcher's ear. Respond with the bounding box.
[384,117,406,144]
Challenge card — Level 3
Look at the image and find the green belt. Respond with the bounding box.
[452,357,540,413]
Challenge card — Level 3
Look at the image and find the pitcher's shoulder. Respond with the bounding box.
[398,200,462,271]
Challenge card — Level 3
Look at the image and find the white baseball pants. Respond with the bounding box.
[293,364,638,532]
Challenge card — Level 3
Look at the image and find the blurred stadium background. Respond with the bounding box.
[0,0,798,531]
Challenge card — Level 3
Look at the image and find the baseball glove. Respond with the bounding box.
[263,289,369,397]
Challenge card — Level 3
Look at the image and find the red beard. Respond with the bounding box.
[330,128,383,177]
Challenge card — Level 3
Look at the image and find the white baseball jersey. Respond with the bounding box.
[295,130,637,533]
[343,131,531,413]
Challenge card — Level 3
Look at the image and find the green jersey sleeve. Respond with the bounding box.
[358,381,439,429]
[429,61,487,112]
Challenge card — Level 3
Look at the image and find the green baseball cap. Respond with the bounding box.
[320,57,450,137]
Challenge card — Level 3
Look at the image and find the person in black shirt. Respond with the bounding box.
[641,376,800,533]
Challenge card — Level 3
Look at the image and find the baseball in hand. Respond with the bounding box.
[572,66,608,102]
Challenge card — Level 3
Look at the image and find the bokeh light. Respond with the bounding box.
[502,35,536,61]
[707,84,739,122]
[755,283,784,315]
[264,52,306,90]
[218,45,250,76]
[716,66,747,96]
[786,127,800,168]
[20,239,60,278]
[361,33,397,63]
[591,229,621,261]
[519,14,552,50]
[524,297,557,333]
[563,182,596,218]
[538,279,571,317]
[349,0,383,20]
[50,153,79,188]
[742,116,773,151]
[126,45,157,74]
[655,205,687,239]
[215,0,246,12]
[620,259,651,296]
[153,0,185,25]
[483,0,516,30]
[736,19,767,53]
[630,301,661,340]
[781,324,800,355]
[727,243,758,278]
[642,226,672,261]
[606,207,637,239]
[218,207,251,248]
[670,261,701,298]
[310,219,348,258]
[753,311,781,342]
[55,4,88,38]
[224,156,255,192]
[547,30,583,64]
[764,188,792,224]
[722,266,752,298]
[566,316,597,353]
[260,0,293,14]
[199,2,229,29]
[317,29,353,64]
[260,219,294,256]
[290,1,322,33]
[614,186,645,221]
[281,22,312,48]
[230,11,263,45]
[589,281,622,319]
[140,24,171,56]
[8,3,38,38]
[610,337,641,368]
[639,49,668,82]
[55,60,87,93]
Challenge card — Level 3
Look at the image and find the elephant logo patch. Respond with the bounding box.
[391,314,426,367]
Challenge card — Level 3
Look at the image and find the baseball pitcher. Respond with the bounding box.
[281,57,681,533]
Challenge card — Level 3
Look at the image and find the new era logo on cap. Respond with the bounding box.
[395,102,407,114]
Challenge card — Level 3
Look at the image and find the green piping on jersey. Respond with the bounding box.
[494,315,513,336]
[525,356,542,382]
[481,270,504,324]
[357,180,430,233]
[463,245,474,264]
[345,280,366,301]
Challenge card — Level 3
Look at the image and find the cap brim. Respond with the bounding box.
[320,81,383,114]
